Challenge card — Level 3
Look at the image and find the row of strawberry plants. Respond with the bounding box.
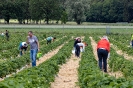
[108,34,133,55]
[93,35,133,83]
[0,35,70,78]
[78,35,133,87]
[94,35,133,80]
[0,32,64,60]
[0,39,73,88]
[109,48,133,80]
[0,32,65,61]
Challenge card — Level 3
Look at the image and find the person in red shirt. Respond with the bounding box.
[97,36,110,72]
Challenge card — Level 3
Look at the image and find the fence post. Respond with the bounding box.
[106,26,110,35]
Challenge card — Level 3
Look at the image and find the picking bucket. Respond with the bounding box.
[37,53,42,59]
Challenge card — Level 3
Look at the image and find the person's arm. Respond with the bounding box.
[26,36,29,44]
[108,42,110,52]
[35,36,40,51]
[52,37,54,41]
[19,43,22,50]
[131,36,133,41]
[82,43,85,51]
[37,41,40,51]
[78,43,85,51]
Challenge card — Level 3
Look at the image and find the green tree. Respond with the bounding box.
[127,0,133,22]
[61,11,67,24]
[29,0,43,24]
[69,1,85,24]
[1,0,16,24]
[68,0,90,25]
[14,0,28,24]
[42,0,61,24]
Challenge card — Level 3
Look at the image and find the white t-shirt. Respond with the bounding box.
[1,33,4,36]
[77,43,85,51]
[22,42,28,47]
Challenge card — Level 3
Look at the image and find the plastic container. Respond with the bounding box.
[37,53,42,59]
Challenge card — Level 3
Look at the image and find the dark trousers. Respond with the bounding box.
[132,41,133,47]
[20,47,27,56]
[6,36,9,41]
[75,45,80,57]
[47,40,51,44]
[97,49,108,72]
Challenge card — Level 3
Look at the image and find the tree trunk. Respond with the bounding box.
[46,17,49,24]
[76,20,81,25]
[7,20,9,24]
[27,18,28,24]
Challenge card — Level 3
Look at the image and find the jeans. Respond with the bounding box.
[97,49,108,72]
[30,49,38,67]
[75,45,80,57]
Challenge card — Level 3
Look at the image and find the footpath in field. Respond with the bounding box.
[0,44,64,82]
[50,54,80,88]
[89,37,123,78]
[36,45,64,66]
[50,36,85,88]
[111,44,133,60]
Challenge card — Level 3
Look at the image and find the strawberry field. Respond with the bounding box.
[0,28,133,88]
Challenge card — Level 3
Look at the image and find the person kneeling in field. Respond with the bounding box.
[19,42,28,56]
[46,36,56,44]
[75,42,88,58]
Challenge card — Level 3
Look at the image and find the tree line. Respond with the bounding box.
[0,0,133,24]
[87,0,133,23]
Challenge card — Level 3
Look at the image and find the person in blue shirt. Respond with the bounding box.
[19,42,28,56]
[46,36,56,44]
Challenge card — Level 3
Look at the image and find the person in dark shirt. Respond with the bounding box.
[5,30,9,41]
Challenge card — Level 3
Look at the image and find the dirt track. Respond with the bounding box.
[50,54,80,88]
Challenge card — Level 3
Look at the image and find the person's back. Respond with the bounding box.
[97,39,110,52]
[19,42,28,56]
[74,38,81,47]
[47,37,53,41]
[46,36,56,44]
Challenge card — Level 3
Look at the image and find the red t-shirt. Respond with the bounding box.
[97,39,110,52]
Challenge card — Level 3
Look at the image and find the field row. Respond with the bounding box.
[1,33,133,87]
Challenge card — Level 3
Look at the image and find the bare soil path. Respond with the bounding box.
[111,44,133,60]
[50,54,80,88]
[89,37,123,78]
[50,36,85,88]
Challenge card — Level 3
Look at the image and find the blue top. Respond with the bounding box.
[19,42,22,50]
[46,37,53,41]
[19,42,28,50]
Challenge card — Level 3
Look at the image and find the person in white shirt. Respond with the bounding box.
[75,42,88,58]
[19,42,28,56]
